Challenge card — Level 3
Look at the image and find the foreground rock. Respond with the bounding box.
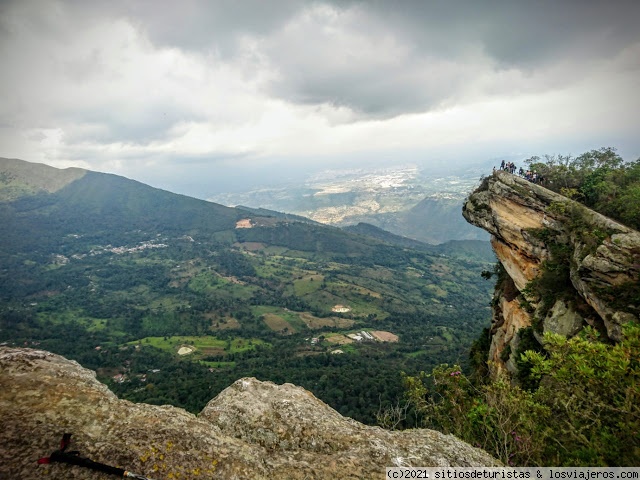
[0,348,499,479]
[463,170,640,376]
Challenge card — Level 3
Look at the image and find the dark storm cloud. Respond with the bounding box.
[114,0,306,54]
[125,0,640,65]
[255,0,640,117]
[95,0,638,119]
[11,0,637,120]
[363,0,640,66]
[1,0,639,174]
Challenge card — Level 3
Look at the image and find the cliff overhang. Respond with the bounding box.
[463,171,639,375]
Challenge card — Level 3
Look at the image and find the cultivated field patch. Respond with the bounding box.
[299,312,355,329]
[263,313,295,333]
[210,316,241,330]
[293,274,324,296]
[371,330,399,342]
[325,334,354,345]
[239,242,265,251]
[130,335,266,358]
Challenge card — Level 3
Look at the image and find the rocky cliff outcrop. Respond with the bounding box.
[0,348,499,479]
[463,171,639,376]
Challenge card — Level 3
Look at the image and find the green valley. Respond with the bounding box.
[0,157,494,425]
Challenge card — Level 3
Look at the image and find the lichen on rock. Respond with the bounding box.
[0,347,499,479]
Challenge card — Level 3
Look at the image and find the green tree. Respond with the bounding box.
[523,324,640,466]
[403,365,551,465]
[525,147,640,230]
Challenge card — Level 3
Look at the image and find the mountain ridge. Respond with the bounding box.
[0,157,86,200]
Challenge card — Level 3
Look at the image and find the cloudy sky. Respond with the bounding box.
[1,0,639,197]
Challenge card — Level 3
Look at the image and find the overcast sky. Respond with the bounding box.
[1,0,639,197]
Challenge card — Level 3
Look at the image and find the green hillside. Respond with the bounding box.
[0,159,493,424]
[0,157,86,200]
[395,196,488,244]
[236,205,321,224]
[1,169,241,254]
[343,222,438,251]
[343,222,495,263]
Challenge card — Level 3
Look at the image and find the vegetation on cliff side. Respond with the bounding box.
[406,147,640,466]
[404,323,640,466]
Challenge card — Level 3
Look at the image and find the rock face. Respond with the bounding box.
[0,348,499,479]
[463,171,639,376]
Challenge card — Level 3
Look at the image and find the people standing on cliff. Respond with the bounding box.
[507,162,515,174]
[498,161,520,175]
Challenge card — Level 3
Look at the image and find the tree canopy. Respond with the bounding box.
[526,147,640,229]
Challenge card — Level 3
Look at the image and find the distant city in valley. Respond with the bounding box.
[209,163,490,244]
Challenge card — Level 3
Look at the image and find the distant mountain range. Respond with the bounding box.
[0,156,490,261]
